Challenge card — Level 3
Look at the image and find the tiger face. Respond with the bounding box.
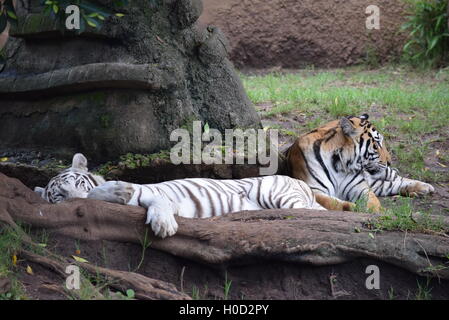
[339,114,391,172]
[34,153,105,203]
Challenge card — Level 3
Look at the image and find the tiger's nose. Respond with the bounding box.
[387,161,391,166]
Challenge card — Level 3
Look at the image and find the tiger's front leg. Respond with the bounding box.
[88,181,179,238]
[87,181,135,204]
[143,198,179,238]
[397,179,435,197]
[365,166,434,198]
[342,179,383,212]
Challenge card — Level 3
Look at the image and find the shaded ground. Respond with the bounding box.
[13,231,449,300]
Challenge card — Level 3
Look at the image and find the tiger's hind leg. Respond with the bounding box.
[314,193,355,211]
[366,190,382,212]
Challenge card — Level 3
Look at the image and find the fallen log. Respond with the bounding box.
[1,173,448,280]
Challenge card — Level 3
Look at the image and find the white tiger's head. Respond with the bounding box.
[34,153,106,203]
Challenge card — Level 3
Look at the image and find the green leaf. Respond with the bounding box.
[126,289,135,299]
[52,4,59,14]
[426,36,441,54]
[204,122,210,133]
[84,17,98,28]
[403,40,417,52]
[115,13,124,17]
[434,15,444,31]
[6,10,17,20]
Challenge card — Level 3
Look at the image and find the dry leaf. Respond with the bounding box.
[12,255,17,266]
[0,157,8,162]
[437,162,447,168]
[26,265,33,275]
[75,249,81,255]
[72,255,88,263]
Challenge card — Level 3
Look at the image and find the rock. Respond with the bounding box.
[0,0,261,162]
[200,0,408,68]
[174,0,203,29]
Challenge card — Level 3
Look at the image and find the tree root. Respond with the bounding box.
[1,172,449,282]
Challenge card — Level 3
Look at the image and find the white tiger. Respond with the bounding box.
[34,153,105,203]
[35,153,325,238]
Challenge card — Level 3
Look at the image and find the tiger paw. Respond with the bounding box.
[402,182,435,197]
[88,181,135,204]
[111,181,135,204]
[146,205,178,238]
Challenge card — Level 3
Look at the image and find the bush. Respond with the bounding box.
[402,0,449,68]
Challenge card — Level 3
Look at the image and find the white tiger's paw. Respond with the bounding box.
[87,181,134,204]
[111,181,135,204]
[146,205,178,238]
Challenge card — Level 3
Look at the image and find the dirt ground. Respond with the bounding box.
[16,232,449,300]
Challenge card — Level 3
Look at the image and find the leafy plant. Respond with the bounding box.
[0,0,18,34]
[191,285,200,300]
[415,278,432,300]
[41,0,127,34]
[223,272,232,300]
[402,0,449,67]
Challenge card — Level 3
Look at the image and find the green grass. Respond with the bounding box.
[415,278,432,300]
[0,226,26,300]
[369,197,446,233]
[191,285,201,300]
[242,67,449,127]
[223,272,232,300]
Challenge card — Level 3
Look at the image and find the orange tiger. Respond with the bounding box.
[285,114,434,211]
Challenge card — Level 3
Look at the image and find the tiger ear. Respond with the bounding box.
[72,153,88,171]
[34,187,45,197]
[360,114,369,120]
[340,117,357,137]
